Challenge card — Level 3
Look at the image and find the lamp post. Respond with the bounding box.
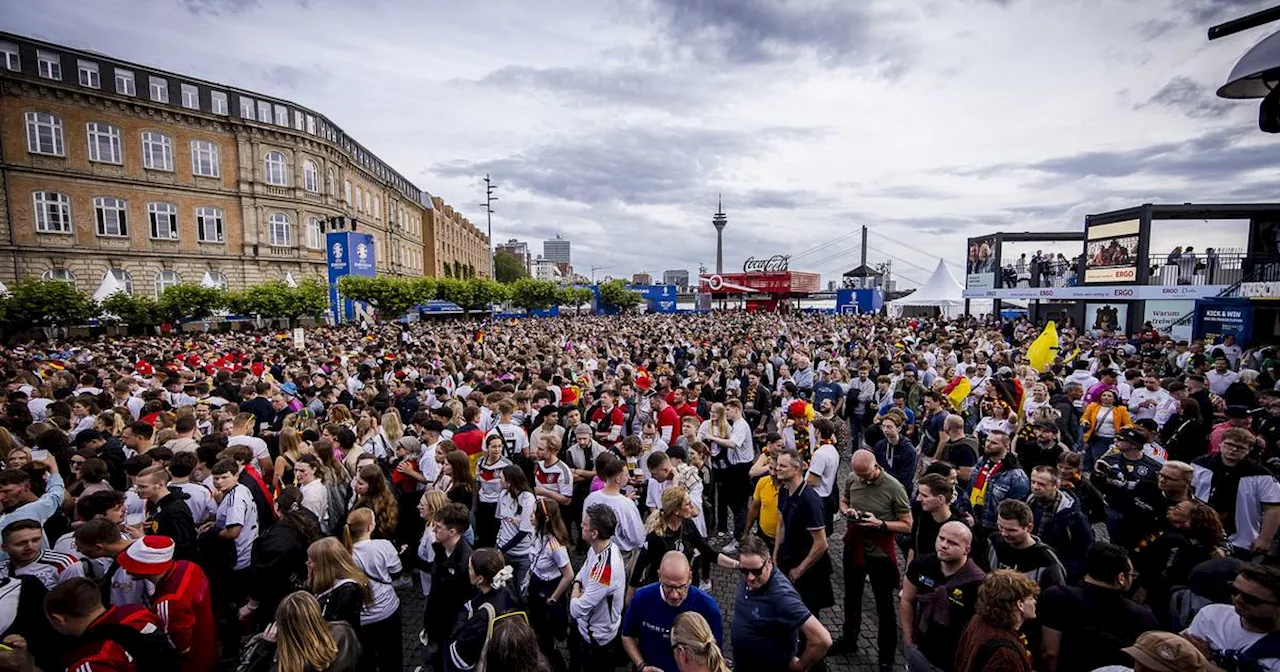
[480,175,497,325]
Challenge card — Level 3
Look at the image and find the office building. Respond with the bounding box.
[543,234,570,265]
[495,238,531,274]
[424,195,489,279]
[662,269,689,290]
[632,272,652,285]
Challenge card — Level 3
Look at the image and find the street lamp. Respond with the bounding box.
[479,175,497,324]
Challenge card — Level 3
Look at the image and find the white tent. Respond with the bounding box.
[0,279,8,295]
[200,271,218,288]
[888,258,965,317]
[284,272,298,288]
[92,271,126,302]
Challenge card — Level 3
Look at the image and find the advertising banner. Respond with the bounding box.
[1084,219,1141,284]
[1143,300,1194,341]
[966,234,998,290]
[961,284,1226,300]
[1194,299,1254,346]
[631,284,678,313]
[1085,302,1128,334]
[327,231,376,323]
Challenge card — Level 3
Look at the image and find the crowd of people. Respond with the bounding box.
[0,311,1275,672]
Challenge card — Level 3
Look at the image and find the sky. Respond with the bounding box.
[5,0,1278,287]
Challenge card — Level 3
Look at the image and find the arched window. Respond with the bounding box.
[190,140,220,177]
[302,160,318,192]
[264,152,288,186]
[25,112,63,155]
[155,270,182,296]
[141,131,173,171]
[307,216,324,249]
[268,213,291,246]
[41,268,75,283]
[110,269,134,295]
[207,271,228,290]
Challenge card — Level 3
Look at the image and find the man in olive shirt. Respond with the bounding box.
[833,449,912,672]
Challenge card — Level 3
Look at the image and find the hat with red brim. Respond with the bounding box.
[117,535,176,575]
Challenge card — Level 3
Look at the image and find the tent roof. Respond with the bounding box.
[889,258,965,307]
[92,271,125,302]
[842,264,883,278]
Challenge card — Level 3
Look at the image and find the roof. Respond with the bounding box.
[842,265,884,278]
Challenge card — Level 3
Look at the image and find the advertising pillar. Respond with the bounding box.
[326,231,377,323]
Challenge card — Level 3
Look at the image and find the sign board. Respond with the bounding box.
[630,284,679,313]
[961,284,1226,300]
[1084,219,1141,284]
[1143,300,1194,341]
[292,327,305,348]
[326,231,377,323]
[1085,302,1128,334]
[1239,281,1280,298]
[836,289,884,314]
[743,255,789,273]
[1194,299,1254,346]
[966,234,998,290]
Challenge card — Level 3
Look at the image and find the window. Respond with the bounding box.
[293,110,304,131]
[257,101,271,123]
[264,152,288,185]
[141,131,173,171]
[374,197,380,220]
[33,192,72,233]
[274,104,288,126]
[78,60,99,88]
[327,168,336,195]
[149,76,168,103]
[181,84,199,109]
[42,268,75,283]
[195,206,224,242]
[110,269,134,295]
[94,196,128,236]
[355,187,363,211]
[37,50,61,80]
[306,115,316,134]
[206,271,228,290]
[24,112,63,155]
[86,122,121,164]
[307,217,323,249]
[190,140,220,177]
[268,213,291,246]
[154,270,181,296]
[240,96,255,119]
[302,160,318,192]
[0,42,18,71]
[148,202,178,239]
[211,91,228,115]
[115,69,135,96]
[344,180,351,204]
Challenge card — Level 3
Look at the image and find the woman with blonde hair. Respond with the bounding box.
[380,410,404,445]
[342,508,402,672]
[670,611,730,672]
[274,427,308,493]
[327,405,355,428]
[640,486,739,586]
[306,537,371,632]
[415,490,449,597]
[241,590,362,672]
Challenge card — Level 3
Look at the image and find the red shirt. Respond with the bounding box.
[65,604,164,672]
[152,561,217,672]
[673,403,702,425]
[655,406,681,445]
[589,406,626,447]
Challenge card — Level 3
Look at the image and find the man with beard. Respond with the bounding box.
[1191,428,1280,558]
[969,429,1029,552]
[1017,420,1069,472]
[1184,562,1280,671]
[1026,465,1093,582]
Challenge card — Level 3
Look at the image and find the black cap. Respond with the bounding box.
[1033,420,1059,433]
[1115,427,1145,446]
[1226,405,1252,419]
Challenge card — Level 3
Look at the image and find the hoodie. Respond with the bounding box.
[144,487,199,560]
[1026,490,1094,582]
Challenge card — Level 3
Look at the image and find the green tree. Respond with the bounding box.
[598,279,643,312]
[461,277,504,312]
[156,283,227,323]
[0,279,99,332]
[493,250,527,283]
[409,277,438,307]
[435,277,473,310]
[99,292,159,327]
[336,276,420,322]
[559,286,594,315]
[510,278,560,313]
[227,281,289,318]
[284,279,331,320]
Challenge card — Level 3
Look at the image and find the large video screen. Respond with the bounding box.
[966,235,998,290]
[997,239,1082,289]
[1083,219,1141,284]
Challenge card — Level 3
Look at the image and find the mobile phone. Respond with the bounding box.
[30,449,49,461]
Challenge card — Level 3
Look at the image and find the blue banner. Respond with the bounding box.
[327,231,376,322]
[835,289,884,314]
[1193,298,1254,347]
[632,284,678,313]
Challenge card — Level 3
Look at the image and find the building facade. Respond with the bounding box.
[495,238,530,274]
[632,272,652,285]
[424,195,489,279]
[662,269,689,289]
[543,234,570,265]
[532,256,563,283]
[0,32,428,297]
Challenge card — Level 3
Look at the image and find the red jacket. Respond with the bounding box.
[153,561,217,672]
[64,605,164,672]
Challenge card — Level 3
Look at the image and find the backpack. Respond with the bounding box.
[80,558,120,607]
[475,602,528,672]
[1213,632,1280,672]
[85,621,181,672]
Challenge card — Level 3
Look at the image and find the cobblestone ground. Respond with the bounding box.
[397,452,901,671]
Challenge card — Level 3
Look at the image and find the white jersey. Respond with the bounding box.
[228,435,270,463]
[486,422,529,460]
[351,538,401,625]
[582,490,644,553]
[569,541,625,643]
[216,484,260,571]
[3,549,76,589]
[59,557,151,607]
[170,481,217,524]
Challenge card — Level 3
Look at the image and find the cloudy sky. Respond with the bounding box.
[6,0,1276,287]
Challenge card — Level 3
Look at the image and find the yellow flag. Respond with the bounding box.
[1027,321,1060,372]
[945,376,972,408]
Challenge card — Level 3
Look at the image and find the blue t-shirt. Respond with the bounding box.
[812,381,843,409]
[622,584,723,672]
[729,570,812,672]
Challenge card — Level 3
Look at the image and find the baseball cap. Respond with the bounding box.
[1226,405,1252,419]
[1115,427,1146,446]
[117,535,176,576]
[1121,632,1207,672]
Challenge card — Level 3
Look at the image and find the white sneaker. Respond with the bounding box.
[722,540,738,553]
[699,580,712,592]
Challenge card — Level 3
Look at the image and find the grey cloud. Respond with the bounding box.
[256,64,327,92]
[1136,76,1235,119]
[176,0,263,15]
[474,65,705,110]
[733,189,836,210]
[431,126,819,208]
[1185,0,1271,23]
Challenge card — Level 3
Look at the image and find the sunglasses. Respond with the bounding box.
[1232,585,1278,607]
[737,563,767,577]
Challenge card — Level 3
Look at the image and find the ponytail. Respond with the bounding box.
[342,523,354,551]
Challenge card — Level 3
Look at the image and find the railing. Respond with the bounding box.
[1144,249,1247,287]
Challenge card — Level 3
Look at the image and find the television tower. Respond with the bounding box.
[712,194,727,274]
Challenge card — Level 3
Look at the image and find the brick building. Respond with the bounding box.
[425,195,490,279]
[0,31,438,296]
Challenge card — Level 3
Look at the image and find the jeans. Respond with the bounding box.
[849,416,866,450]
[1085,435,1114,470]
[506,552,531,598]
[843,552,899,666]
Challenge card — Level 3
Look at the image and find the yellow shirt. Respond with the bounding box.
[753,476,780,537]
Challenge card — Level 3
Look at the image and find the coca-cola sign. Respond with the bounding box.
[743,255,790,273]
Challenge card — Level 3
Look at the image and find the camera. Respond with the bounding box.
[1093,460,1120,479]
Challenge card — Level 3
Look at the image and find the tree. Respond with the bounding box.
[597,279,643,312]
[336,276,420,322]
[99,292,159,327]
[409,277,437,307]
[227,281,290,318]
[156,283,227,323]
[493,250,527,283]
[0,279,99,332]
[435,277,473,310]
[558,286,594,315]
[509,278,560,313]
[461,278,504,312]
[283,279,331,320]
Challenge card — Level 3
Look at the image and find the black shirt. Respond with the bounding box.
[909,508,957,561]
[426,539,476,642]
[1038,583,1159,672]
[906,554,983,671]
[776,482,825,572]
[985,537,1066,589]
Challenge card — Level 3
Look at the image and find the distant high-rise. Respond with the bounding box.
[663,269,690,289]
[543,235,571,265]
[495,239,531,274]
[712,195,727,274]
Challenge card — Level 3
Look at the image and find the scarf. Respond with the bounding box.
[970,458,1004,508]
[915,558,985,634]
